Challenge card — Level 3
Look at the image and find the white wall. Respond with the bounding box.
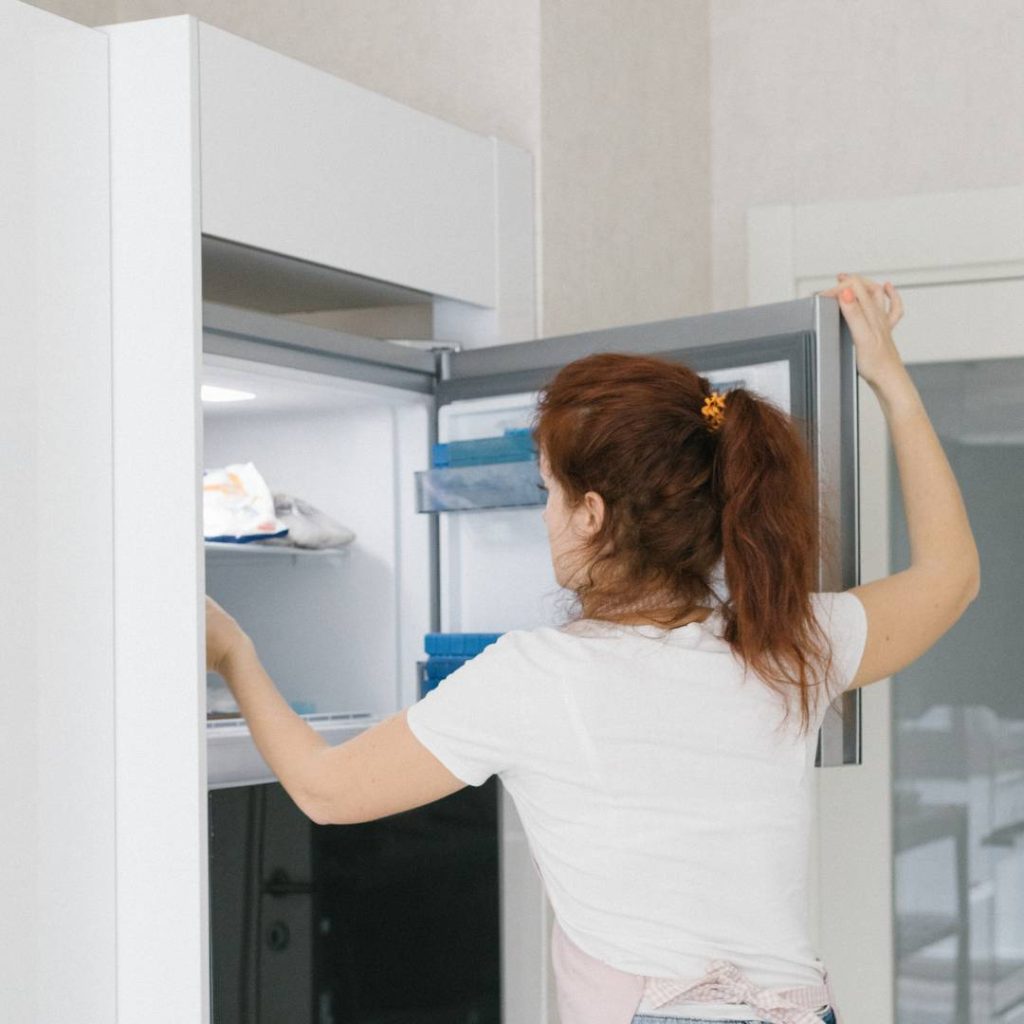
[710,0,1024,310]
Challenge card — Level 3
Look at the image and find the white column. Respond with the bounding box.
[104,15,208,1023]
[0,2,114,1021]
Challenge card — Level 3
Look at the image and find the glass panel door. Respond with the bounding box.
[891,358,1024,1023]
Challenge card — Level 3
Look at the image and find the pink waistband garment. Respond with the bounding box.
[550,916,841,1024]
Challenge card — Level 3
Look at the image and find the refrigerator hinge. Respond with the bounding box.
[388,340,460,637]
[386,339,460,381]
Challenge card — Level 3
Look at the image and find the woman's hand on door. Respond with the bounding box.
[818,272,905,388]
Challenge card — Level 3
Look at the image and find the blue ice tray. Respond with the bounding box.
[424,632,502,657]
[424,656,469,681]
[418,656,481,697]
[432,428,535,469]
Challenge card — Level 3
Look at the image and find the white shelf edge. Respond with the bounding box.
[206,710,382,789]
[204,540,352,558]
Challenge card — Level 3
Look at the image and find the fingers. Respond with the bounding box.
[820,273,884,304]
[830,275,872,327]
[823,282,870,341]
[884,281,904,326]
[842,274,879,318]
[819,274,904,330]
[838,273,893,322]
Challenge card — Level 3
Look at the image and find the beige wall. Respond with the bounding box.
[28,0,712,337]
[709,0,1024,311]
[28,0,114,23]
[539,1,709,335]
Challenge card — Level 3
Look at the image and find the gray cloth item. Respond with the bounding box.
[262,493,356,549]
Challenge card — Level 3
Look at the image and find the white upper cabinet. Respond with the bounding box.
[197,22,501,308]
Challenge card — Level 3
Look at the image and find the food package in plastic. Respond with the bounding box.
[203,462,288,543]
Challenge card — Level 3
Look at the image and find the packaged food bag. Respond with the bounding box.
[203,463,288,543]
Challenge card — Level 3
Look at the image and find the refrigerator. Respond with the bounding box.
[200,293,860,1023]
[5,6,863,1020]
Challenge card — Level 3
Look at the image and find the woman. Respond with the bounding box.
[206,272,980,1024]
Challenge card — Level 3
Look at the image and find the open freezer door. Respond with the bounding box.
[434,294,860,769]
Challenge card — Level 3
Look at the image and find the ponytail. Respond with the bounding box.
[712,387,833,732]
[534,353,835,737]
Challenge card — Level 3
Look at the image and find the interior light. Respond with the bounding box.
[202,385,256,404]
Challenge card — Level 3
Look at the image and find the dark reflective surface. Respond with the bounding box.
[209,777,500,1023]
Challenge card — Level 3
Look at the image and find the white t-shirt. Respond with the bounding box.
[405,591,868,1020]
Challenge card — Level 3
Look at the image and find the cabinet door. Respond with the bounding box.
[439,294,860,768]
[1,2,114,1020]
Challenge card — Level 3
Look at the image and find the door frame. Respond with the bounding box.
[748,184,1024,1024]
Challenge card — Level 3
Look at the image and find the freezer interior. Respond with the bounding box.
[436,391,566,633]
[201,352,796,720]
[202,354,432,723]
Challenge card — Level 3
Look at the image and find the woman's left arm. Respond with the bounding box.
[206,597,466,825]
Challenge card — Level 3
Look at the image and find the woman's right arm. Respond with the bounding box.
[819,273,981,690]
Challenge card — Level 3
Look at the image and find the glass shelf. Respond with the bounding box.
[415,459,544,513]
[204,541,351,559]
[206,709,374,731]
[207,710,379,789]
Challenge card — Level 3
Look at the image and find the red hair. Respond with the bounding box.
[532,352,834,735]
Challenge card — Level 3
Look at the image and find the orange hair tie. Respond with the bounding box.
[701,391,727,431]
